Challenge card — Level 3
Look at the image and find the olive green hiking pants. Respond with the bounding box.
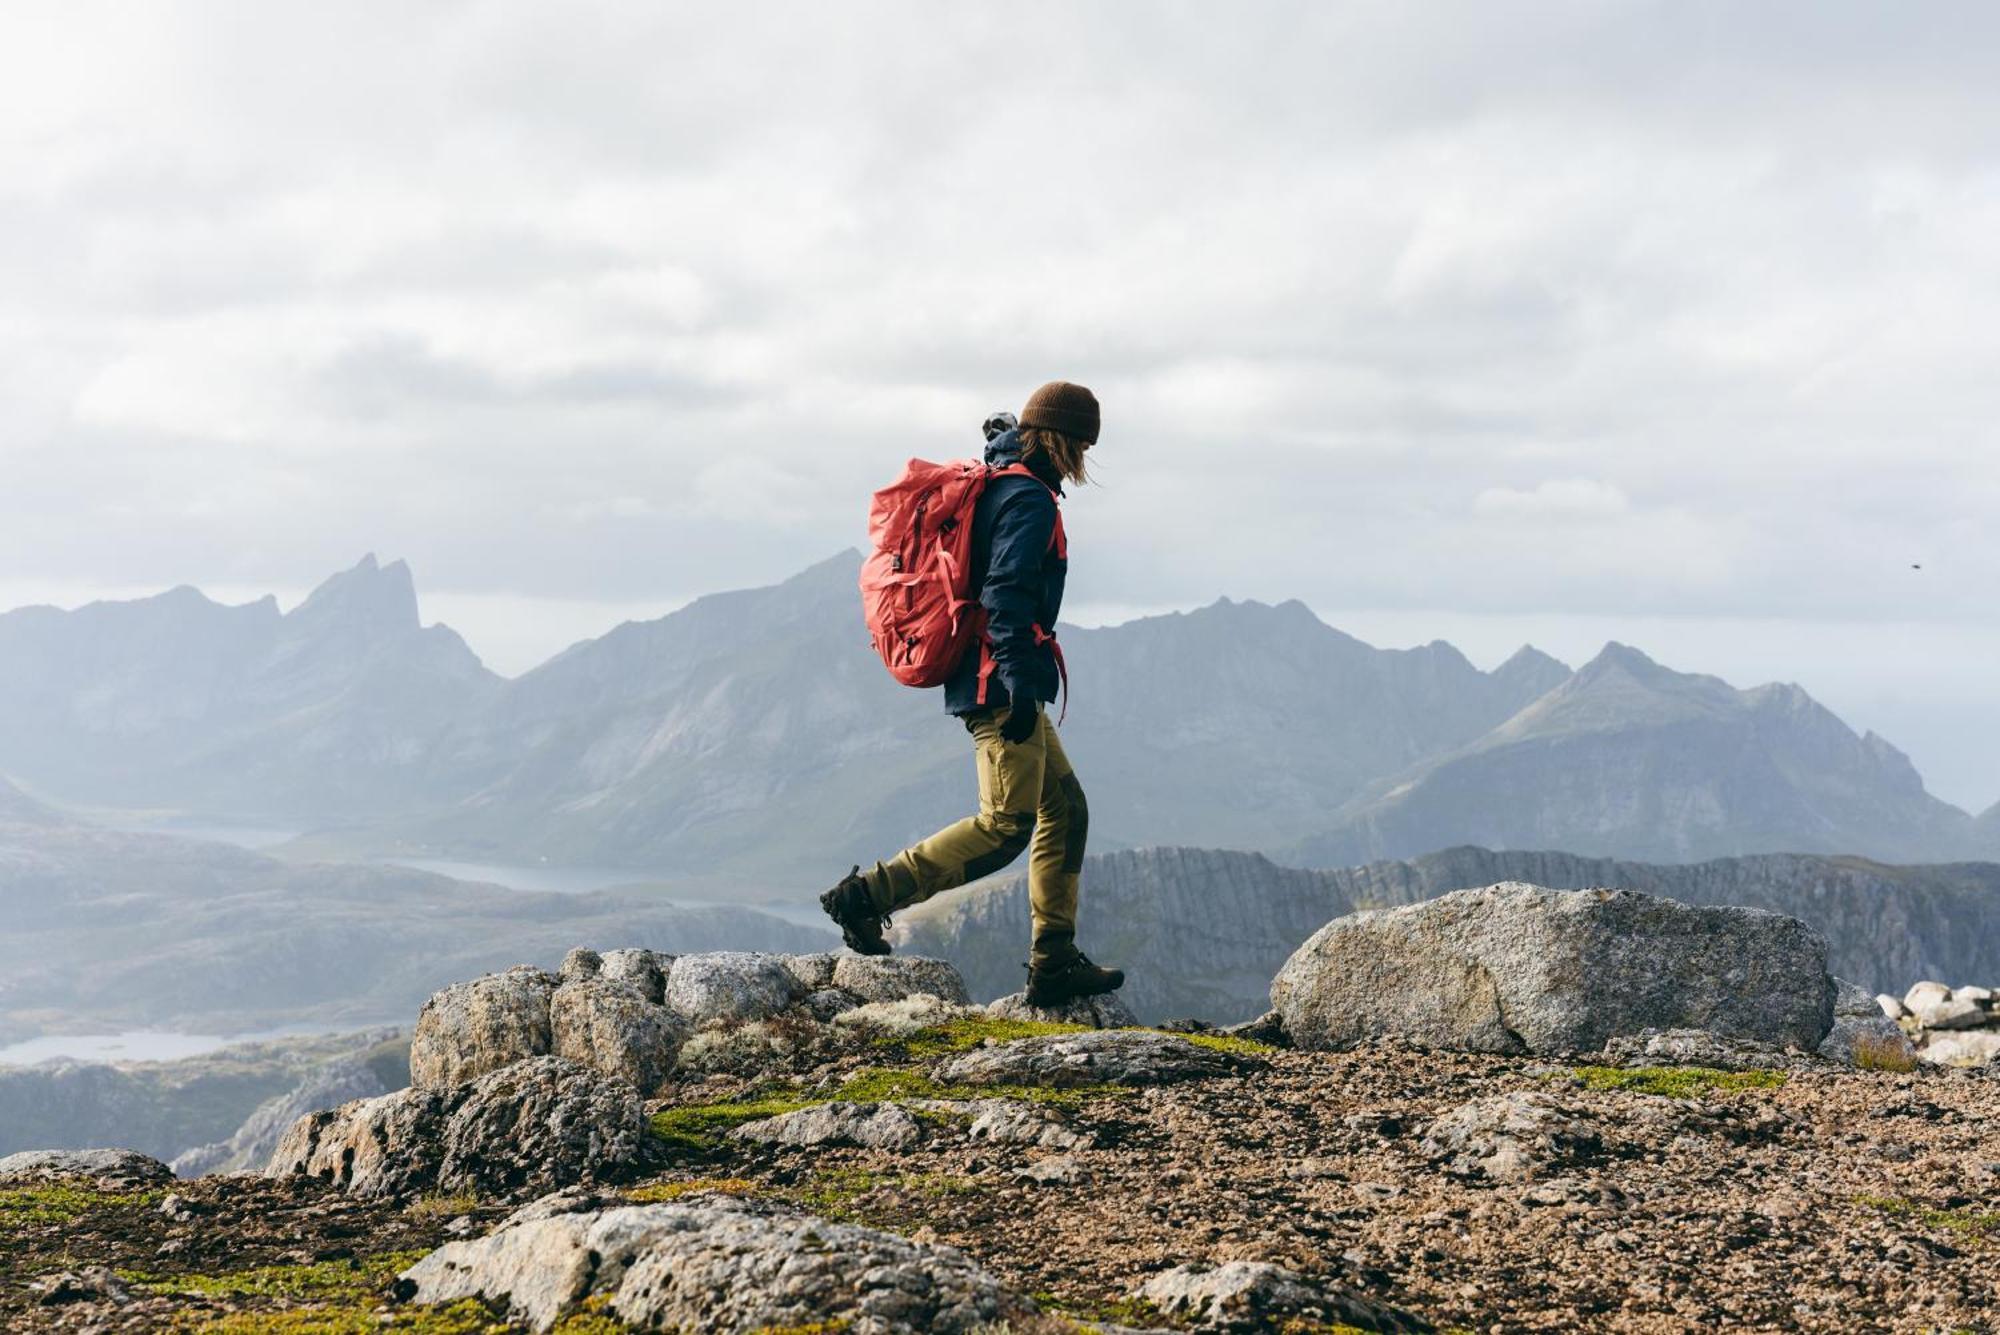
[863,705,1088,965]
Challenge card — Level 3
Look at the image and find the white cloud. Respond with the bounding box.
[1473,479,1632,519]
[1,0,1998,803]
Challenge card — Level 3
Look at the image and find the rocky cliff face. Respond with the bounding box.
[1291,644,1982,868]
[893,845,2000,1023]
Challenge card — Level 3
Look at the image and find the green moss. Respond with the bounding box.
[747,1322,852,1335]
[1031,1292,1176,1329]
[624,1177,758,1203]
[173,1298,508,1333]
[1857,1194,2000,1241]
[551,1294,631,1333]
[0,1181,166,1224]
[890,1017,1090,1058]
[1572,1065,1785,1098]
[132,1251,430,1302]
[648,1091,822,1151]
[404,1192,480,1221]
[1149,1029,1276,1058]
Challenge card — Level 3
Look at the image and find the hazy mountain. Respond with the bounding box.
[0,555,500,821]
[895,844,2000,1023]
[1290,643,1981,868]
[295,552,1568,878]
[4,554,1986,880]
[0,800,831,1044]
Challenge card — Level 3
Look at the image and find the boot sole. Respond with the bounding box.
[1025,974,1125,1008]
[819,888,892,956]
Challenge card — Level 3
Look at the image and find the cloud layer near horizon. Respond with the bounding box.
[3,2,1997,806]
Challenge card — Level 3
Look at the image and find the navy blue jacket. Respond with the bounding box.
[943,429,1067,716]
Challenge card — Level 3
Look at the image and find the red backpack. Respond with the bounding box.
[860,458,1065,694]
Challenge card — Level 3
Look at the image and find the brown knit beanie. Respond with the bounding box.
[1019,380,1100,444]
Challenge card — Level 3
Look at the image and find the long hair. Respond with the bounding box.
[1017,426,1092,486]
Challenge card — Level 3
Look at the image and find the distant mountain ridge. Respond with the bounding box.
[895,844,2000,1023]
[2,553,1992,878]
[1289,642,1976,868]
[0,555,499,820]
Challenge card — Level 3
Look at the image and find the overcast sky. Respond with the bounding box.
[2,2,1996,810]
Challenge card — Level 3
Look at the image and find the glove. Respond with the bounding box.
[999,694,1041,744]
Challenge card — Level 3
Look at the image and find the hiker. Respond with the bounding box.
[824,380,1125,1008]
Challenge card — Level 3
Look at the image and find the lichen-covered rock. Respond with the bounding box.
[410,966,557,1089]
[961,1100,1095,1150]
[397,1197,1035,1333]
[1135,1260,1421,1333]
[831,993,975,1038]
[1903,980,1952,1013]
[779,952,839,993]
[599,949,670,1004]
[803,986,865,1020]
[832,954,971,1005]
[435,1057,645,1197]
[0,1148,173,1187]
[1272,883,1834,1055]
[663,952,804,1026]
[1818,978,1918,1066]
[559,948,601,982]
[549,979,684,1095]
[1421,1091,1603,1182]
[267,1086,450,1197]
[934,1029,1260,1089]
[672,1016,828,1076]
[729,1100,924,1150]
[270,1057,642,1198]
[985,989,1139,1028]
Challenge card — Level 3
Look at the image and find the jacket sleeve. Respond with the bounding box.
[980,480,1056,699]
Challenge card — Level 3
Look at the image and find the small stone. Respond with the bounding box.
[959,1101,1094,1151]
[778,952,840,993]
[34,1267,134,1306]
[1016,1154,1086,1186]
[0,1148,174,1187]
[803,987,865,1021]
[1903,980,1952,1013]
[1915,997,1990,1031]
[1134,1260,1420,1333]
[1876,994,1911,1021]
[663,952,805,1026]
[560,948,603,981]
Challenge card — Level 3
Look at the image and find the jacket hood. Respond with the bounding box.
[984,428,1065,494]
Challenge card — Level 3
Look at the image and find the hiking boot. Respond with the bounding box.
[819,865,892,956]
[1024,951,1124,1007]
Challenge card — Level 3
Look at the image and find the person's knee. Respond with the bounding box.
[963,810,1034,881]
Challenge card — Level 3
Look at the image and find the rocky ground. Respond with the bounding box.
[5,1021,1996,1334]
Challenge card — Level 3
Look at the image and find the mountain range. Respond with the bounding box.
[2,553,1995,882]
[896,844,2000,1023]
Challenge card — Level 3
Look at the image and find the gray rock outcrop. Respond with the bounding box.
[934,1029,1260,1089]
[663,952,806,1025]
[172,1051,400,1178]
[1271,882,1833,1055]
[1818,977,1919,1067]
[549,979,684,1096]
[832,954,972,1005]
[410,967,556,1089]
[269,1057,641,1198]
[0,1148,173,1186]
[729,1101,924,1151]
[397,1196,1034,1333]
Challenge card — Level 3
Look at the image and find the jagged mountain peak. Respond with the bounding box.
[287,554,420,634]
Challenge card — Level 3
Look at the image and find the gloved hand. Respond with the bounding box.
[999,695,1041,744]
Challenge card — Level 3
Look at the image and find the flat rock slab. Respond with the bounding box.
[398,1197,1034,1333]
[934,1029,1259,1089]
[1421,1091,1604,1183]
[1135,1260,1423,1333]
[729,1100,924,1151]
[1272,882,1833,1055]
[0,1149,173,1187]
[270,1056,643,1198]
[985,990,1140,1028]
